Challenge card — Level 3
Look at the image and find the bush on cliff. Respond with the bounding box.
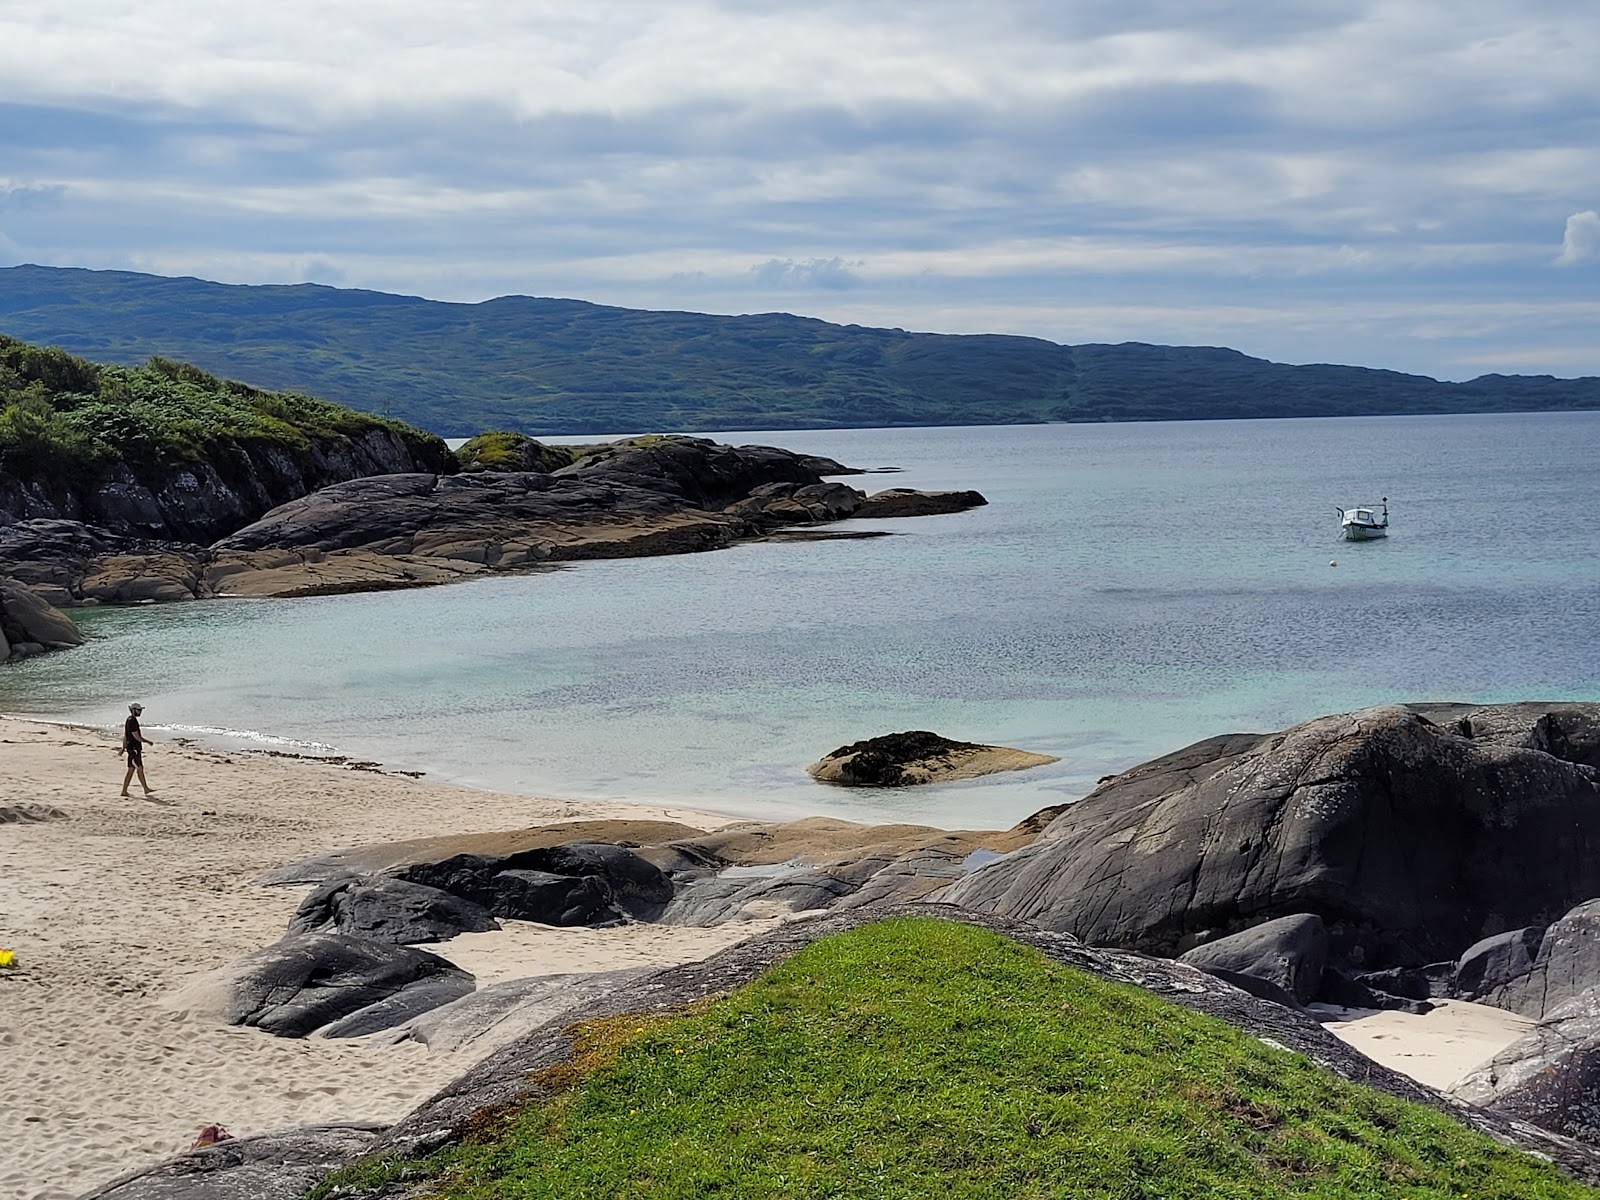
[455,431,587,473]
[320,917,1595,1199]
[0,334,449,481]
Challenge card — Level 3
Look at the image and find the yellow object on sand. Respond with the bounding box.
[0,948,14,968]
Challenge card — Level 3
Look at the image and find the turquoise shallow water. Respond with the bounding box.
[4,412,1598,829]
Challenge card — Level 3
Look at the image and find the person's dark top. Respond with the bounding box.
[124,714,141,749]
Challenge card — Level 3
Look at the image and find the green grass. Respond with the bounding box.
[318,918,1596,1200]
[0,333,448,482]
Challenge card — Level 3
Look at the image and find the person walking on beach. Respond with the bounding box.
[120,702,156,797]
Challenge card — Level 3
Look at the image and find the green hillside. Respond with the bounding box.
[0,333,447,486]
[323,918,1594,1200]
[3,265,1598,436]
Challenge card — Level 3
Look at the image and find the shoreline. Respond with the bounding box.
[0,716,1542,1200]
[0,716,774,1200]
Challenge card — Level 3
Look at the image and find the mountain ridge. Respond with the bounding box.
[2,264,1596,436]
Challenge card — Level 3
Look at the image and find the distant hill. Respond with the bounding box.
[2,265,1597,437]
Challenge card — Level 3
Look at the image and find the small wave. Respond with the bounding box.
[157,723,340,752]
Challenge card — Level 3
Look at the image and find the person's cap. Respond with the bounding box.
[129,703,143,713]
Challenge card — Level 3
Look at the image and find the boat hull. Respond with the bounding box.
[1341,523,1387,541]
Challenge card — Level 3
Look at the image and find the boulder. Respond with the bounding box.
[0,579,84,659]
[940,704,1600,968]
[213,933,474,1037]
[286,875,500,944]
[808,730,1058,787]
[389,969,652,1054]
[1477,900,1600,1019]
[1178,913,1328,1004]
[397,840,673,925]
[1454,926,1545,1004]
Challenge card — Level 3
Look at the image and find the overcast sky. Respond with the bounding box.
[2,1,1597,379]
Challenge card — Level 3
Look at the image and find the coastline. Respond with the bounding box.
[0,715,1545,1200]
[0,716,774,1200]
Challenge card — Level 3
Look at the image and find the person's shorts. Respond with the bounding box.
[125,743,142,768]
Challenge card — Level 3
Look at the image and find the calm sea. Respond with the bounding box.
[4,413,1598,830]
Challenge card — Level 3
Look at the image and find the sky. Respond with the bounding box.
[1,1,1597,380]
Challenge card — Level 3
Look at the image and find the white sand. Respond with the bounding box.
[1,715,1546,1199]
[0,717,778,1200]
[1313,999,1536,1091]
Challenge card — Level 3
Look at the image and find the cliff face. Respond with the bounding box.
[0,427,451,545]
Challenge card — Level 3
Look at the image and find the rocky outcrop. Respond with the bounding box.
[203,933,475,1038]
[1454,927,1546,1005]
[0,578,84,660]
[1451,988,1600,1145]
[939,703,1600,968]
[1469,901,1600,1019]
[807,730,1058,787]
[855,487,989,518]
[78,1124,385,1200]
[1,437,988,608]
[0,428,452,545]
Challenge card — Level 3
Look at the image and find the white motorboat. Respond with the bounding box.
[1338,498,1388,540]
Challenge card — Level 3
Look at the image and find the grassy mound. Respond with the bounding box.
[322,917,1595,1199]
[455,432,586,473]
[0,334,446,480]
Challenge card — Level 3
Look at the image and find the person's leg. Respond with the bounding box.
[121,763,135,796]
[136,763,153,795]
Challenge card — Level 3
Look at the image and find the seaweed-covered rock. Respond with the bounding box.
[808,730,1057,787]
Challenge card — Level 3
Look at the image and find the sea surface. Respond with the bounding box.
[4,413,1598,830]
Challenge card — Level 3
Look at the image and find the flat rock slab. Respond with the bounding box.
[78,1124,384,1200]
[808,730,1058,787]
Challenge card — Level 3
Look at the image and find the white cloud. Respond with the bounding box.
[1556,210,1600,265]
[3,1,1600,377]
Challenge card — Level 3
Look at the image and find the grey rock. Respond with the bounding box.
[1452,988,1600,1144]
[390,969,652,1054]
[939,703,1600,969]
[1481,900,1600,1019]
[853,487,988,518]
[397,840,671,925]
[76,1123,383,1200]
[0,579,84,659]
[1179,913,1328,1004]
[1454,927,1545,1003]
[318,974,480,1039]
[287,875,499,945]
[217,933,474,1037]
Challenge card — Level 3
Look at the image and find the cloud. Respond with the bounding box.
[2,1,1600,377]
[749,257,863,289]
[1556,210,1600,265]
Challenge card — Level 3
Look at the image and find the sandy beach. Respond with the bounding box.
[0,716,777,1200]
[0,715,1541,1200]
